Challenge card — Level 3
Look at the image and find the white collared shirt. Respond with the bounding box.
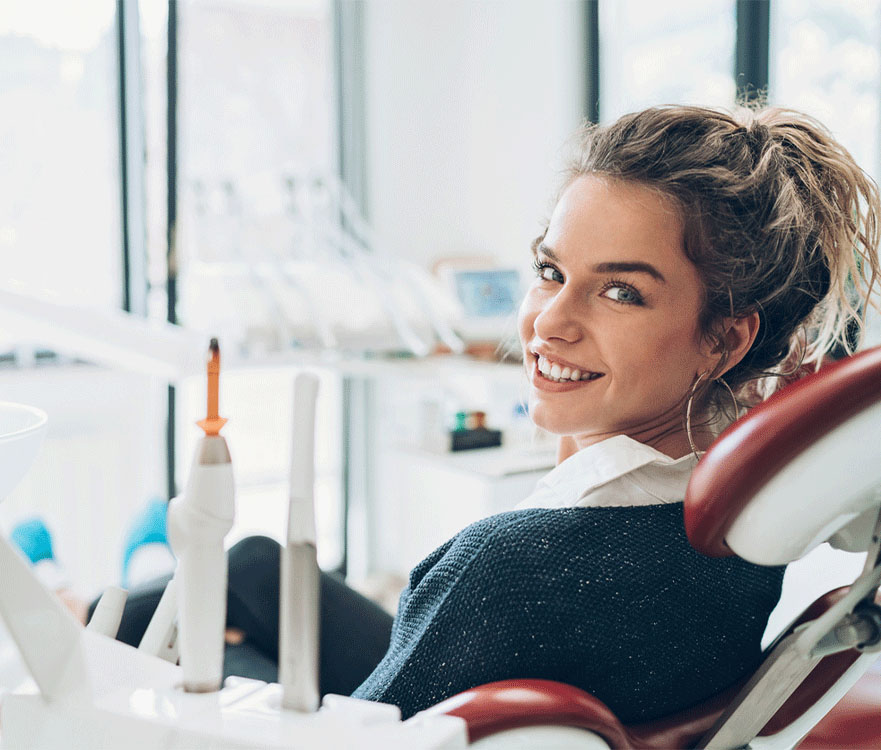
[516,434,698,510]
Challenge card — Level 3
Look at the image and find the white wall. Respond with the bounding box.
[359,1,585,578]
[362,0,586,270]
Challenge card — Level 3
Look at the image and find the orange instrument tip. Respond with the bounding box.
[198,338,227,436]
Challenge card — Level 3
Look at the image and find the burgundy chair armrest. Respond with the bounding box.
[427,679,634,747]
[428,678,740,749]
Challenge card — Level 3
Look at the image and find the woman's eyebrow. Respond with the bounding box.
[535,242,558,260]
[537,244,666,284]
[592,261,667,283]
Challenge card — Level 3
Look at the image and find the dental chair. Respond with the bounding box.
[428,344,881,749]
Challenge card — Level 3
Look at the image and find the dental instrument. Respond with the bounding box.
[279,372,321,711]
[138,576,180,663]
[167,338,235,692]
[85,585,127,639]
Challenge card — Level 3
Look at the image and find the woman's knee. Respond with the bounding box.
[228,535,281,568]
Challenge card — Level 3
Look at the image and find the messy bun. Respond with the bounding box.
[555,105,881,406]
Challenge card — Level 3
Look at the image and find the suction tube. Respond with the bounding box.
[279,372,320,711]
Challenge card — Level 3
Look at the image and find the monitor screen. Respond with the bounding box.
[453,269,520,318]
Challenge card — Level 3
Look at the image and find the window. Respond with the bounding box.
[770,0,881,181]
[0,1,121,336]
[165,0,343,568]
[600,0,736,121]
[0,2,168,595]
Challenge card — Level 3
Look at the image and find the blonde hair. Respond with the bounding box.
[549,105,881,405]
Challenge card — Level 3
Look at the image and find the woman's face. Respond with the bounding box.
[518,175,718,456]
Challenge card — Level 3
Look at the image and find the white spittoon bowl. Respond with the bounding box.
[0,402,47,502]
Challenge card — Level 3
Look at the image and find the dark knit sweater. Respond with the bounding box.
[352,504,784,721]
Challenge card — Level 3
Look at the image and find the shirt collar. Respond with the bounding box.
[532,434,697,507]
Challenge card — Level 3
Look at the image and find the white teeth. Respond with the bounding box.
[536,355,601,383]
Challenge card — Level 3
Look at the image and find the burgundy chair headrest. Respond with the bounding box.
[685,345,881,557]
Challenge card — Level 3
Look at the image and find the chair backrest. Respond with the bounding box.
[684,345,881,565]
[681,345,881,747]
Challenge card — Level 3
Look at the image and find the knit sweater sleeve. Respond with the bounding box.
[351,504,785,722]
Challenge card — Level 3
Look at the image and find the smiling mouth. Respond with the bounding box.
[534,354,605,384]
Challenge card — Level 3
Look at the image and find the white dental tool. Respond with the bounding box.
[138,577,180,664]
[167,338,235,692]
[279,372,321,711]
[85,586,127,639]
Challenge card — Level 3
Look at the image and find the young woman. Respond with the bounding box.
[100,104,881,723]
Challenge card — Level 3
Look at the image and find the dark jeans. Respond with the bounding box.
[90,535,394,697]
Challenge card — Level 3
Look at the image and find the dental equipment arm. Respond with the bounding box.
[0,283,205,381]
[328,175,465,354]
[167,338,234,692]
[279,373,321,711]
[320,220,433,356]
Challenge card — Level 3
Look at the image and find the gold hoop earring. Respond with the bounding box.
[685,374,740,458]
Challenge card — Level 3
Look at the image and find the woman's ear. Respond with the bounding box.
[711,311,761,377]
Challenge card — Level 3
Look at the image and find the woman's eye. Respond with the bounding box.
[601,284,643,305]
[532,261,563,283]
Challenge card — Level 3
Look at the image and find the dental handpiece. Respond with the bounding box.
[167,339,234,693]
[279,372,320,712]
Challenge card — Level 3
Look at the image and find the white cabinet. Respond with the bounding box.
[372,442,554,577]
[333,355,557,580]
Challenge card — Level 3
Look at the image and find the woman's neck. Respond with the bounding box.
[568,415,715,461]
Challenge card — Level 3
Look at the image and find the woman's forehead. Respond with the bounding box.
[546,175,686,268]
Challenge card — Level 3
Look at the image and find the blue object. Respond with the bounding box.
[10,517,55,564]
[121,497,171,588]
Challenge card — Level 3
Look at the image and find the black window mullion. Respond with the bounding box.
[735,0,771,102]
[166,0,179,501]
[585,0,600,124]
[117,0,132,312]
[117,0,148,316]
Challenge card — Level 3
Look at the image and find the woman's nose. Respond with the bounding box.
[533,288,583,343]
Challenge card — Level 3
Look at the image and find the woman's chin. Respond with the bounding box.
[528,408,591,438]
